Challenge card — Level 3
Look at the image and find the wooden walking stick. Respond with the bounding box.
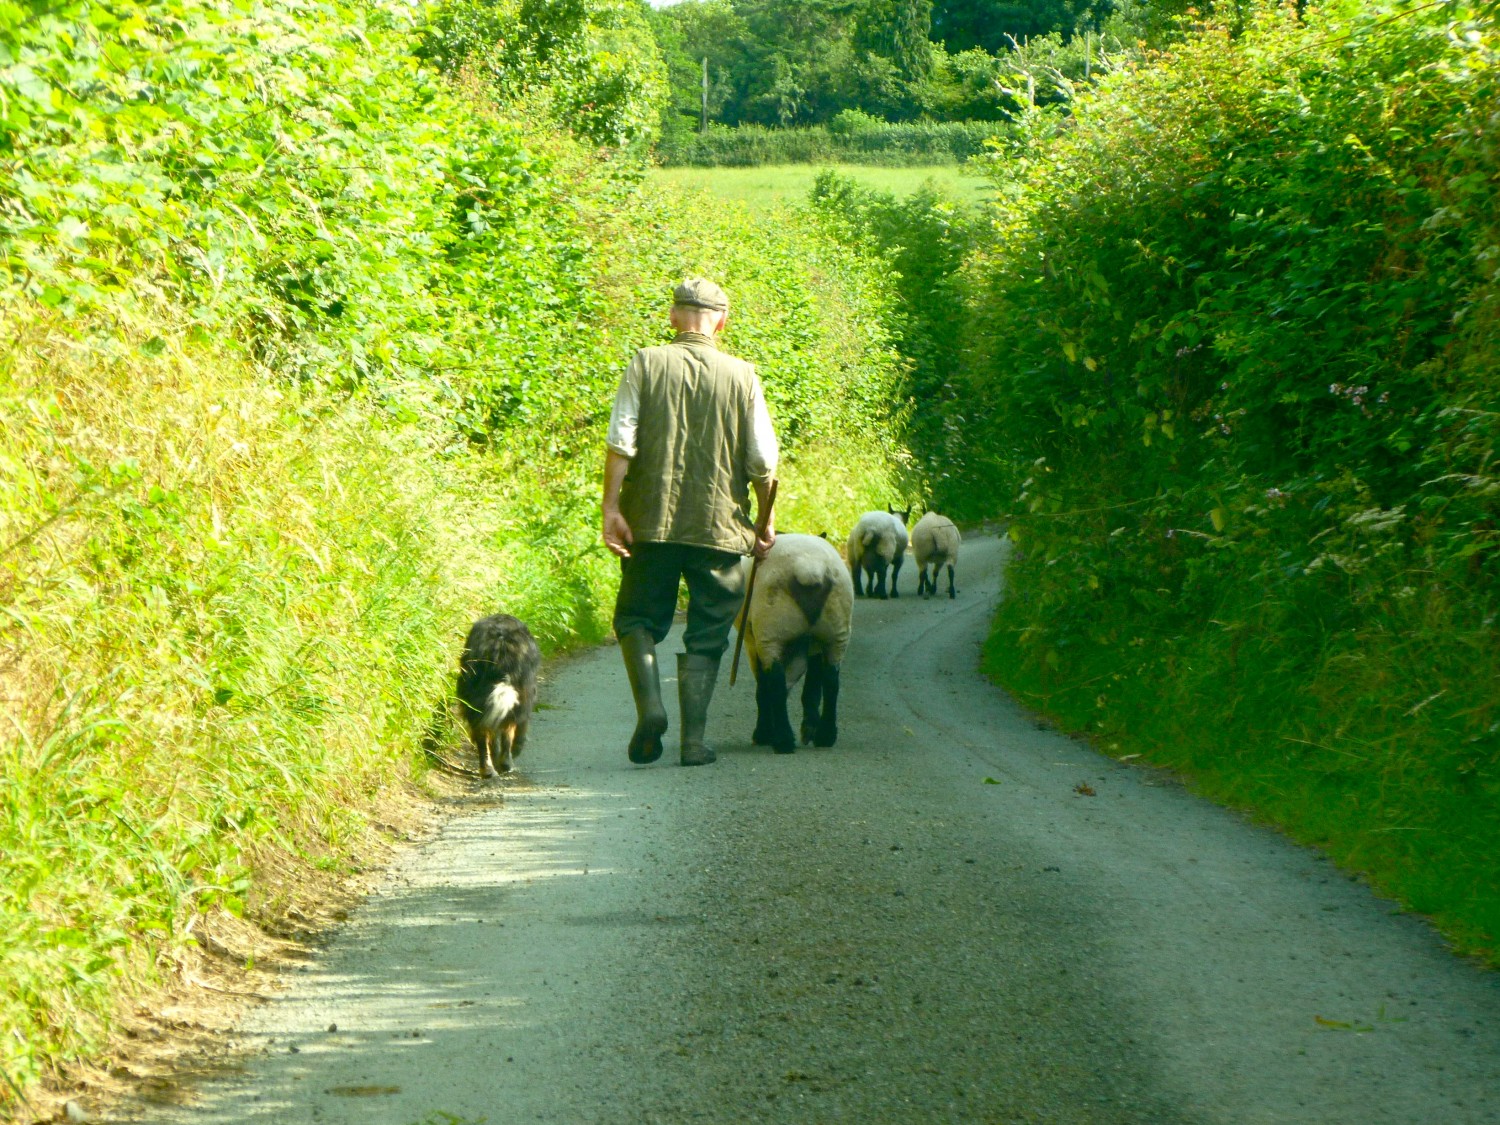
[730,478,777,687]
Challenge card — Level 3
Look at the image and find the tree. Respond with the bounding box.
[733,0,863,125]
[647,0,746,138]
[854,0,935,118]
[647,0,1107,129]
[931,0,1108,51]
[857,0,934,83]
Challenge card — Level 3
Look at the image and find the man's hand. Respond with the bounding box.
[751,477,777,562]
[603,508,634,559]
[754,526,775,562]
[601,449,634,558]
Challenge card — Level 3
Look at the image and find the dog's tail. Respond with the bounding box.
[483,682,521,729]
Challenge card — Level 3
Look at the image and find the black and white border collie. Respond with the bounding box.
[457,614,540,779]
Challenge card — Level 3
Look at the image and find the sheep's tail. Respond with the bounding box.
[483,682,521,729]
[789,556,836,625]
[792,555,826,588]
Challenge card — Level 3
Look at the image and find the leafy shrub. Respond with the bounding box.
[419,0,667,149]
[826,108,886,136]
[931,30,1121,119]
[809,171,984,496]
[941,2,1499,956]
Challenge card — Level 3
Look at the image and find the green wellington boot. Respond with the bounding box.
[678,652,721,766]
[620,630,668,764]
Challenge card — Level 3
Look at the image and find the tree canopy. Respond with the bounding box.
[647,0,1115,133]
[931,0,1108,52]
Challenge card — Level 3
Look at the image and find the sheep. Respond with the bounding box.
[911,511,962,599]
[845,505,910,599]
[738,533,854,754]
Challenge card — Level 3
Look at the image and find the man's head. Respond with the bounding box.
[671,277,729,336]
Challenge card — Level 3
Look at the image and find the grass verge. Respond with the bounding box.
[983,567,1500,965]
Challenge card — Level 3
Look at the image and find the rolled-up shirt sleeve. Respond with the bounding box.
[746,371,779,484]
[606,355,642,458]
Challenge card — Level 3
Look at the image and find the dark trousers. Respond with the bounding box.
[613,542,746,659]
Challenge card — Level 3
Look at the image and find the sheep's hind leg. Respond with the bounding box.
[800,654,825,746]
[751,712,773,746]
[872,558,889,600]
[751,659,775,745]
[755,661,796,754]
[811,663,839,747]
[946,563,957,599]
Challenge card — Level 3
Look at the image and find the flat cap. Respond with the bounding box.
[673,277,729,312]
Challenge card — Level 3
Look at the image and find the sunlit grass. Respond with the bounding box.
[0,322,456,1097]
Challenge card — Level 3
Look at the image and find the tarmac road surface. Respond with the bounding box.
[138,536,1500,1124]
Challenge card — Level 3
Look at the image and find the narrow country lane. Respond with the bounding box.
[135,537,1500,1125]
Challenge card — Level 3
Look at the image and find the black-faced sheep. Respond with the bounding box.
[457,614,541,779]
[738,533,854,754]
[846,506,910,599]
[911,511,962,599]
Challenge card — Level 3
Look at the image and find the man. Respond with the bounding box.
[602,278,778,767]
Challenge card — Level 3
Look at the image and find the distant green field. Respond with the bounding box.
[651,163,993,213]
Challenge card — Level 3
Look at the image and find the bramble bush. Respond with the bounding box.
[0,0,906,1113]
[945,2,1498,956]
